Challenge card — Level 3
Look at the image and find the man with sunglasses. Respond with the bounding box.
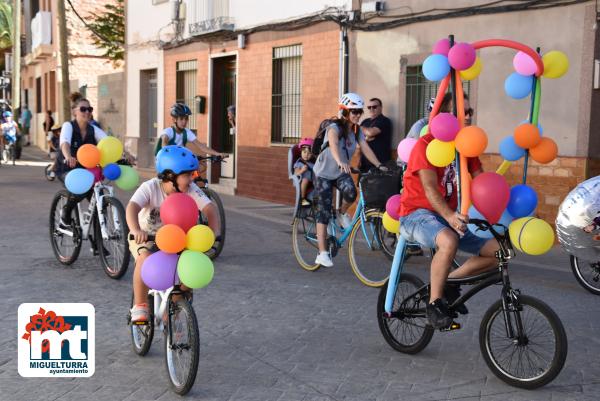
[359,98,392,174]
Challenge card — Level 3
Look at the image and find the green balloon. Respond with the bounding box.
[115,165,139,191]
[420,124,429,137]
[177,250,214,289]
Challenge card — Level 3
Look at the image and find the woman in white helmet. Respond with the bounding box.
[312,92,387,267]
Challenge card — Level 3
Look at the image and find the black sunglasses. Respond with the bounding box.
[367,105,379,110]
[350,109,364,115]
[79,106,93,113]
[465,108,473,117]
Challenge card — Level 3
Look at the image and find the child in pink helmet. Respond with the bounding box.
[294,138,315,206]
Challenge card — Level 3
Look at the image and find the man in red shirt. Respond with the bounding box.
[400,132,499,329]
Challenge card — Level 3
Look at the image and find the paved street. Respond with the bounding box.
[1,147,599,401]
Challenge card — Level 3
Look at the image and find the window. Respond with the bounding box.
[405,65,471,134]
[271,44,302,144]
[176,60,197,131]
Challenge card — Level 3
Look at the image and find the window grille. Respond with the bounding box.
[271,44,302,144]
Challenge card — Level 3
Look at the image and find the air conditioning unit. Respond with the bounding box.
[4,53,12,73]
[361,1,384,13]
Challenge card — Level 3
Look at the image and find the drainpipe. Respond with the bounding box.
[336,22,350,212]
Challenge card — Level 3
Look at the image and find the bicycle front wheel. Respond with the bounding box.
[49,190,82,265]
[570,255,600,295]
[480,294,568,389]
[291,209,320,271]
[164,298,200,395]
[96,196,130,279]
[201,188,226,260]
[348,210,394,287]
[129,293,154,356]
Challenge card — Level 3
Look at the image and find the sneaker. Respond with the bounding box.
[406,244,423,256]
[49,171,56,178]
[315,251,333,267]
[130,303,149,323]
[426,298,453,329]
[445,284,469,315]
[337,213,353,229]
[301,198,311,207]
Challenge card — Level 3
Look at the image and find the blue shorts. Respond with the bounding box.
[3,133,16,143]
[399,208,487,255]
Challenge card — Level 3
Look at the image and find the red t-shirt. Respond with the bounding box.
[399,134,482,217]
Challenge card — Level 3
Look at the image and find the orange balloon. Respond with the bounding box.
[455,126,488,157]
[513,123,541,149]
[530,137,558,164]
[156,224,186,254]
[76,144,101,168]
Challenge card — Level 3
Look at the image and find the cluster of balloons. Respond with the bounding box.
[141,193,215,291]
[64,137,139,194]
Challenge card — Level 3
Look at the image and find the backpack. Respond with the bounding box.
[154,127,188,155]
[312,117,337,157]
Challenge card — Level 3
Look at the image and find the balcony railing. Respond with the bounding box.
[187,0,234,36]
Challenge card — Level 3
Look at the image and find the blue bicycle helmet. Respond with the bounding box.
[3,111,12,117]
[156,145,198,175]
[170,103,192,117]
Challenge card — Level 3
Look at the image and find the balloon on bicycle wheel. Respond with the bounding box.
[292,210,320,271]
[479,294,568,389]
[49,190,82,265]
[96,196,130,279]
[377,274,434,354]
[164,298,200,395]
[129,293,154,356]
[570,255,600,295]
[349,210,394,287]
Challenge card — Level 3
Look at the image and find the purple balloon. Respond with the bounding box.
[386,194,402,220]
[432,38,450,56]
[448,42,476,71]
[141,251,179,291]
[430,113,460,142]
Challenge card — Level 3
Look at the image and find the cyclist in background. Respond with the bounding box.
[0,111,20,152]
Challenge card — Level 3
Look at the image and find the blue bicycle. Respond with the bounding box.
[292,171,396,287]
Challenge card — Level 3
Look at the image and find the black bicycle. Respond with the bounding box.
[194,155,227,259]
[377,219,567,389]
[570,255,600,295]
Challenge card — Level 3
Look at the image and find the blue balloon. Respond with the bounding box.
[468,206,513,239]
[423,54,450,82]
[65,168,95,195]
[504,72,533,99]
[519,120,543,135]
[499,136,526,161]
[103,163,121,180]
[507,184,538,218]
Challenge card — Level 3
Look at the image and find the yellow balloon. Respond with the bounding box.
[186,224,216,253]
[509,217,554,255]
[542,50,569,79]
[382,212,400,234]
[97,136,124,166]
[426,139,455,167]
[459,56,482,81]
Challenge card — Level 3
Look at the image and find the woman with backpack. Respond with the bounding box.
[312,93,388,267]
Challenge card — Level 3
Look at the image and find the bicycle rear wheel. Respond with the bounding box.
[348,209,394,287]
[129,293,154,356]
[96,196,130,279]
[201,188,226,260]
[292,207,320,271]
[570,255,600,295]
[49,190,82,265]
[164,298,200,395]
[480,294,568,389]
[377,273,434,354]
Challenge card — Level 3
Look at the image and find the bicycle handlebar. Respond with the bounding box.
[197,155,227,163]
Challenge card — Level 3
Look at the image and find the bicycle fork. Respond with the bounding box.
[499,265,527,345]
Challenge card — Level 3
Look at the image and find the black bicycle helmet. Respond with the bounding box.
[170,103,192,118]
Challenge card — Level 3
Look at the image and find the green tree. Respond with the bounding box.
[0,1,13,50]
[87,0,124,64]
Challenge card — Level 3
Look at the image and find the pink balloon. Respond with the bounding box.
[87,166,103,183]
[160,193,199,233]
[471,172,510,224]
[386,194,402,220]
[513,51,537,76]
[430,113,460,142]
[432,38,450,56]
[397,138,418,163]
[448,42,476,71]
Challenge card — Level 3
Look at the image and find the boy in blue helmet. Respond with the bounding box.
[126,145,221,322]
[0,111,20,151]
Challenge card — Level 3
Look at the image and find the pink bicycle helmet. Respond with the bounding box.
[299,138,314,148]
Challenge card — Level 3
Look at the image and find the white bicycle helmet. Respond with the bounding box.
[339,93,364,110]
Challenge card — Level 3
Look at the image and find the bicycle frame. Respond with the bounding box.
[149,287,173,330]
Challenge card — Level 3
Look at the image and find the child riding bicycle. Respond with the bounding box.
[0,111,19,151]
[126,145,221,322]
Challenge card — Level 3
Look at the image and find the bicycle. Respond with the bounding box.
[127,235,200,395]
[1,138,16,166]
[570,254,600,295]
[377,218,567,389]
[194,155,227,260]
[49,168,131,279]
[292,168,396,287]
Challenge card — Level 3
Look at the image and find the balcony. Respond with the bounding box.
[25,11,52,65]
[187,0,234,36]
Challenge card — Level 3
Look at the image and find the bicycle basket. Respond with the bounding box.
[360,166,402,210]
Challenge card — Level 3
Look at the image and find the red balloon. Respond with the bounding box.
[470,172,510,224]
[160,193,199,233]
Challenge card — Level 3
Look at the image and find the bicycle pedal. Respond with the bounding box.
[131,321,149,326]
[440,321,461,332]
